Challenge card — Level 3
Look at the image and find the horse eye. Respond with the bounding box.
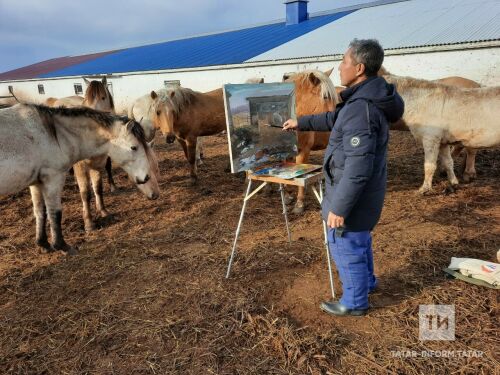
[156,110,161,115]
[102,97,105,100]
[131,146,138,151]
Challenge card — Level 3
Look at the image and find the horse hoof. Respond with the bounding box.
[418,186,433,195]
[85,223,97,232]
[52,241,76,254]
[443,184,458,195]
[36,239,53,253]
[292,204,305,214]
[463,173,475,183]
[99,210,110,218]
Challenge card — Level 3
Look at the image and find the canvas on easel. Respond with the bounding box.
[223,82,297,173]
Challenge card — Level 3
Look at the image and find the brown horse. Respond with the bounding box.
[47,78,118,231]
[158,86,226,183]
[282,68,338,213]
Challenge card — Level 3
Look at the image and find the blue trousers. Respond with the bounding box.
[327,228,377,310]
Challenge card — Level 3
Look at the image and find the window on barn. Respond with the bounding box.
[164,80,180,88]
[74,83,83,95]
[38,84,45,95]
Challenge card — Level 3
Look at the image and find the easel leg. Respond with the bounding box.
[279,183,292,244]
[319,180,336,299]
[225,179,253,278]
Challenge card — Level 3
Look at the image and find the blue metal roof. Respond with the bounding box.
[40,11,353,78]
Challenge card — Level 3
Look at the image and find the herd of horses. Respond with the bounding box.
[0,67,498,254]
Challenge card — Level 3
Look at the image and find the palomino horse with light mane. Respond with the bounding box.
[0,104,159,254]
[128,89,205,165]
[47,78,120,231]
[282,68,338,214]
[156,87,226,183]
[380,72,500,193]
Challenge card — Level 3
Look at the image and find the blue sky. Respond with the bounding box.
[0,1,372,73]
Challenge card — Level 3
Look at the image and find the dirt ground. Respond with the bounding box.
[0,131,498,374]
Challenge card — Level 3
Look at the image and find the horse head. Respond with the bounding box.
[83,77,114,113]
[149,90,176,143]
[108,118,160,200]
[283,68,337,116]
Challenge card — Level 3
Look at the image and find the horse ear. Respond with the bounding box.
[150,91,158,100]
[126,120,135,133]
[83,78,90,85]
[282,74,289,81]
[324,67,334,77]
[308,72,321,86]
[101,77,107,85]
[259,78,264,83]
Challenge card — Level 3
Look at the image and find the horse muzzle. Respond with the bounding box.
[166,134,176,144]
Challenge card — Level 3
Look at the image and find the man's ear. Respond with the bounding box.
[356,63,366,77]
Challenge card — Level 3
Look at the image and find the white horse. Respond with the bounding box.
[383,74,500,193]
[0,104,159,254]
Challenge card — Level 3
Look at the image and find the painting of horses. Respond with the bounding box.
[223,83,297,173]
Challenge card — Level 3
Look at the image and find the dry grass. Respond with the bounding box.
[0,131,498,374]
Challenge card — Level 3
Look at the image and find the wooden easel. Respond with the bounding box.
[225,166,336,299]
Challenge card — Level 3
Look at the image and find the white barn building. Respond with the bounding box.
[1,0,499,113]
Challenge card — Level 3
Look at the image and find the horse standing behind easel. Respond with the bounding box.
[155,87,226,183]
[0,104,159,253]
[282,68,338,214]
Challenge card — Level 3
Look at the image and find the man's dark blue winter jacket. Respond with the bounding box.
[298,76,404,231]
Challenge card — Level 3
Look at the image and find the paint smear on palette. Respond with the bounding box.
[253,162,322,179]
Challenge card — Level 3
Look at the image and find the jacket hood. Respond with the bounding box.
[340,76,405,123]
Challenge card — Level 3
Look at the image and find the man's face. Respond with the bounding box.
[339,48,363,87]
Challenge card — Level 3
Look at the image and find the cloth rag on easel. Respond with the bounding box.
[444,257,500,289]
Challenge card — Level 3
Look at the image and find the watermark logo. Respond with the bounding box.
[419,304,455,341]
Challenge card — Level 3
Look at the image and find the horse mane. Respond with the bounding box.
[156,86,198,116]
[28,104,146,144]
[294,70,338,103]
[84,80,115,110]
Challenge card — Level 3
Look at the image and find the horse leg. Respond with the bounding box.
[462,148,477,183]
[105,157,117,192]
[177,137,188,159]
[74,162,96,232]
[196,137,204,166]
[90,167,110,218]
[186,137,198,184]
[419,138,440,194]
[41,172,76,254]
[29,184,51,252]
[292,150,309,214]
[438,144,459,191]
